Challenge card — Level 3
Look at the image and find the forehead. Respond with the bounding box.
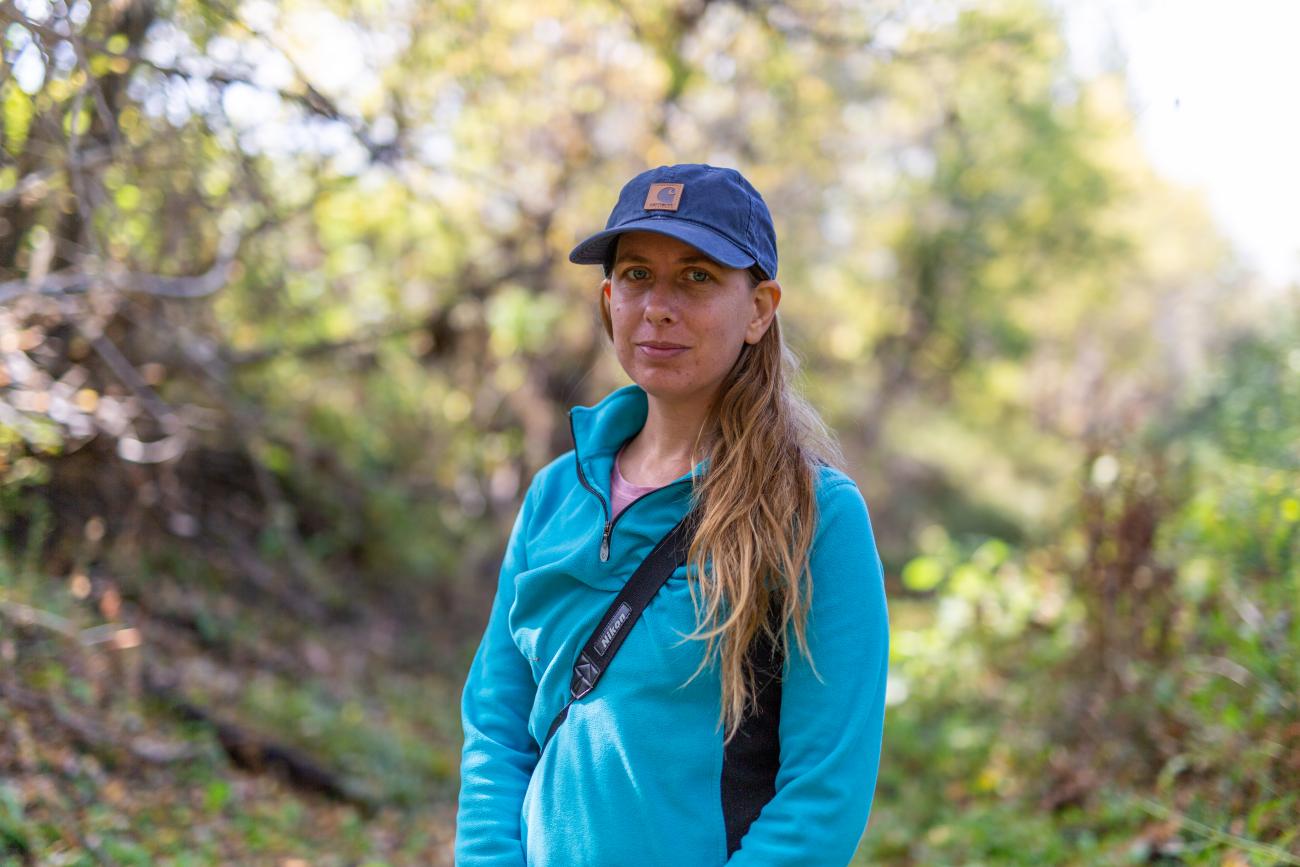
[613,231,721,266]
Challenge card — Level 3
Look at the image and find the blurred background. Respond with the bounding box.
[1,0,1297,863]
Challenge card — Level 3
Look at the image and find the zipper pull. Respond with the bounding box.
[600,520,612,562]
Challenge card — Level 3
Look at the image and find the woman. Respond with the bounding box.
[455,163,890,866]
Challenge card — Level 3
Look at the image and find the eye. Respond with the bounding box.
[685,268,713,283]
[624,266,651,281]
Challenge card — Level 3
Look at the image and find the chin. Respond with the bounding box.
[630,369,709,401]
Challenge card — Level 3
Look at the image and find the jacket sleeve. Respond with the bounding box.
[728,480,891,866]
[455,480,541,866]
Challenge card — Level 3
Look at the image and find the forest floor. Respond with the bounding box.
[2,542,1294,866]
[0,540,467,866]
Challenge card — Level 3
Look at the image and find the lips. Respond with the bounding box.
[637,341,689,359]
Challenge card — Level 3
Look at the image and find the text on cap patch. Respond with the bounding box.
[643,183,684,211]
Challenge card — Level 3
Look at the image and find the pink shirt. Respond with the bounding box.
[610,442,662,520]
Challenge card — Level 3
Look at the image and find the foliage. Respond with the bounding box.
[868,307,1300,862]
[1,0,1296,862]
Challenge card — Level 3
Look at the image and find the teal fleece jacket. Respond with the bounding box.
[455,383,890,866]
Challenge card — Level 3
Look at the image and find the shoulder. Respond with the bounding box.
[518,450,576,512]
[804,466,886,611]
[813,462,856,492]
[809,464,875,548]
[812,463,863,505]
[533,450,574,491]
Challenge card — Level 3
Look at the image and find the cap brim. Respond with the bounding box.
[567,217,757,272]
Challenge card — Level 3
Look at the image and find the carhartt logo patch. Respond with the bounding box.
[644,182,684,211]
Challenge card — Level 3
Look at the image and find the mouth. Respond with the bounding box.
[636,342,689,358]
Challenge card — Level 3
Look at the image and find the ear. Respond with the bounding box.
[745,279,781,344]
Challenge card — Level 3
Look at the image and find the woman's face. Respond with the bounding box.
[603,230,780,407]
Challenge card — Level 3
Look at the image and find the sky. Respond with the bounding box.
[1058,0,1300,287]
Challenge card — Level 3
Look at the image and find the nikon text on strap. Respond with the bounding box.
[540,507,700,752]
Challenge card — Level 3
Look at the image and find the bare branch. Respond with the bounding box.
[0,153,108,208]
[4,6,394,164]
[0,228,243,304]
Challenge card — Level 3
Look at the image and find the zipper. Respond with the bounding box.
[598,484,689,561]
[568,411,694,563]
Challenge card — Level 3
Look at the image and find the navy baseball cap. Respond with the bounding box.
[568,163,778,281]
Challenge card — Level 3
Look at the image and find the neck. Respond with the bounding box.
[623,389,716,484]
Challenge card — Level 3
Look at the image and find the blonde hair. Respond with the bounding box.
[598,247,849,743]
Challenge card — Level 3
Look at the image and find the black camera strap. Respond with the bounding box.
[541,507,700,752]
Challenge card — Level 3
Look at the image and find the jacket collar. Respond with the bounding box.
[568,383,711,504]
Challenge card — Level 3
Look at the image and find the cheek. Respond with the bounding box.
[610,297,640,326]
[609,301,636,343]
[608,292,740,343]
[705,301,747,338]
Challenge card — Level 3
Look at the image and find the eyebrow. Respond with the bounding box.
[614,252,720,267]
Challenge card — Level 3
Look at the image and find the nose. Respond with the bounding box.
[643,278,677,325]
